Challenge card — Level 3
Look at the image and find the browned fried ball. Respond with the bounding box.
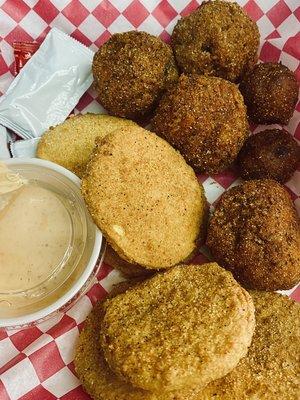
[206,179,300,291]
[237,129,300,183]
[92,31,178,120]
[171,0,259,82]
[239,62,299,125]
[152,74,249,174]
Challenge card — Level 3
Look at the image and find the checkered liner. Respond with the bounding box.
[0,1,299,399]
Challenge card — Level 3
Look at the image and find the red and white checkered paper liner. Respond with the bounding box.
[0,1,299,399]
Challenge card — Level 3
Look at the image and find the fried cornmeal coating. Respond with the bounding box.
[152,74,249,173]
[171,0,259,82]
[104,244,153,278]
[100,263,255,392]
[37,113,137,177]
[74,295,201,400]
[197,291,300,400]
[239,62,299,125]
[93,31,178,120]
[82,125,207,269]
[207,179,300,291]
[237,129,300,183]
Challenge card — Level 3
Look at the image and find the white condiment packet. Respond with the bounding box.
[0,28,94,139]
[10,138,40,158]
[0,126,11,159]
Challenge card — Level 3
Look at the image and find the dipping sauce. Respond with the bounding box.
[0,184,71,292]
[0,161,98,322]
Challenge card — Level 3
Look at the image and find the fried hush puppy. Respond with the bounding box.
[75,263,255,400]
[239,62,299,125]
[206,179,300,291]
[37,113,137,177]
[237,129,300,183]
[197,291,300,400]
[171,0,259,82]
[82,125,207,270]
[101,264,255,393]
[152,74,249,174]
[92,31,178,120]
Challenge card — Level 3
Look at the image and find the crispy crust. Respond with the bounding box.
[104,245,154,278]
[171,1,259,82]
[152,74,249,173]
[197,291,300,400]
[81,126,207,269]
[104,199,209,278]
[74,296,201,400]
[206,179,300,290]
[93,31,178,120]
[237,129,300,183]
[37,113,137,177]
[239,62,299,125]
[100,263,255,392]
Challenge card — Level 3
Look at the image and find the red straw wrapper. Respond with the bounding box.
[13,41,40,75]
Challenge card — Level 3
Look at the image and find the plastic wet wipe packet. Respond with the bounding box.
[0,28,94,139]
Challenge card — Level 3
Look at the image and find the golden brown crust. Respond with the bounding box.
[237,129,300,183]
[93,31,178,120]
[206,179,300,290]
[197,291,300,400]
[104,245,154,278]
[104,198,209,278]
[81,125,207,269]
[152,74,249,174]
[37,113,137,177]
[74,300,201,400]
[109,279,146,298]
[100,263,255,392]
[171,1,259,82]
[239,62,299,125]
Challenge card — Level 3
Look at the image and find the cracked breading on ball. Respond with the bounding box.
[237,129,300,183]
[37,113,137,177]
[152,74,249,174]
[92,31,178,120]
[100,263,255,393]
[206,179,300,291]
[239,62,299,125]
[81,125,207,270]
[171,0,259,82]
[197,291,300,400]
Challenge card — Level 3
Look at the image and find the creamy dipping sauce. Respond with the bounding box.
[0,162,27,195]
[0,184,71,292]
[0,162,95,321]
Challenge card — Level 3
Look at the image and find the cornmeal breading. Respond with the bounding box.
[152,75,248,174]
[197,291,300,400]
[171,1,259,82]
[74,285,201,400]
[93,31,178,120]
[100,263,255,392]
[207,179,300,290]
[82,126,207,269]
[104,245,153,278]
[37,113,137,177]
